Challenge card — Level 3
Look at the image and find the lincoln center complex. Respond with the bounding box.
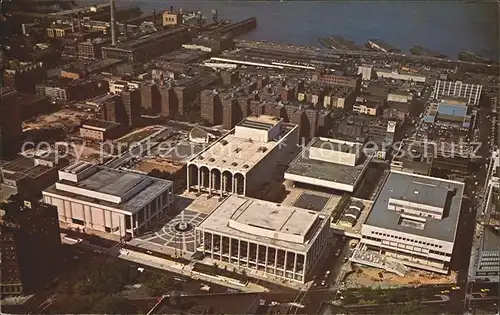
[359,171,465,274]
[187,115,299,197]
[195,195,330,283]
[42,161,174,240]
[285,137,370,193]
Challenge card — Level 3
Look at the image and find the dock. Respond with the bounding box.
[318,35,360,50]
[366,39,400,53]
[458,51,494,64]
[410,46,447,58]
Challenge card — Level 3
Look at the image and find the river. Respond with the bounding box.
[123,0,498,60]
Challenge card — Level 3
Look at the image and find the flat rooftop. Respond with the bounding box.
[286,156,366,186]
[107,27,188,51]
[310,138,361,153]
[190,122,295,173]
[238,115,281,131]
[1,156,53,179]
[82,119,121,130]
[197,195,328,252]
[44,167,172,214]
[481,225,499,252]
[364,171,465,242]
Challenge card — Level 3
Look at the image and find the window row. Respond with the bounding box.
[370,231,443,248]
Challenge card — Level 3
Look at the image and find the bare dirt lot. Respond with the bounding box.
[345,266,456,288]
[23,109,91,131]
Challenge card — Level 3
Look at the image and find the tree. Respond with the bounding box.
[144,276,172,296]
[91,295,134,314]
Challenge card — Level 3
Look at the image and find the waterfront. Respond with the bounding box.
[130,0,499,61]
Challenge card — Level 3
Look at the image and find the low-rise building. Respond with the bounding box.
[375,68,426,83]
[195,195,330,283]
[42,162,174,240]
[359,171,465,274]
[187,115,299,197]
[285,137,370,193]
[79,119,123,141]
[433,79,482,106]
[1,155,68,200]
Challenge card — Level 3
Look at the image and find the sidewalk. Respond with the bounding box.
[62,237,268,293]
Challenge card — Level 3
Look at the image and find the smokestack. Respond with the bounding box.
[123,24,128,38]
[170,5,173,13]
[110,0,117,46]
[152,9,156,26]
[22,24,27,36]
[71,15,75,32]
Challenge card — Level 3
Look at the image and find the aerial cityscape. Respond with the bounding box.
[0,0,499,314]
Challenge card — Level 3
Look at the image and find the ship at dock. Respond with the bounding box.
[458,51,495,64]
[318,35,360,50]
[365,39,401,53]
[410,46,447,58]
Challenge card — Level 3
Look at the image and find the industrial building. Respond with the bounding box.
[374,68,426,83]
[433,79,483,106]
[187,115,299,197]
[359,171,465,274]
[101,26,191,62]
[0,196,61,296]
[42,162,174,240]
[194,195,331,283]
[285,137,371,193]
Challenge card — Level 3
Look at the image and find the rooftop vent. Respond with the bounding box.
[231,162,238,167]
[234,148,242,153]
[414,190,420,195]
[221,140,228,146]
[258,146,268,152]
[209,158,215,162]
[198,156,204,160]
[243,164,249,169]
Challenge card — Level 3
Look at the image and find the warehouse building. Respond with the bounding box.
[195,195,330,283]
[433,79,482,106]
[285,137,371,193]
[359,171,465,274]
[187,115,299,197]
[101,27,191,62]
[42,161,173,240]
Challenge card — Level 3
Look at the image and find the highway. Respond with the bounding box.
[235,40,499,70]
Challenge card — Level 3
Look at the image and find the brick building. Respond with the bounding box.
[0,196,61,296]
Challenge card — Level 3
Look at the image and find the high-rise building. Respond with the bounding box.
[140,82,161,115]
[159,86,177,118]
[200,89,222,125]
[121,88,142,127]
[221,70,240,86]
[0,89,23,159]
[0,196,61,296]
[222,96,241,129]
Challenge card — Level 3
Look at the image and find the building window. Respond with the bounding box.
[72,218,84,225]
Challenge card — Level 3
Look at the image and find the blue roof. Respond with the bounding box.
[423,115,436,123]
[437,104,467,117]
